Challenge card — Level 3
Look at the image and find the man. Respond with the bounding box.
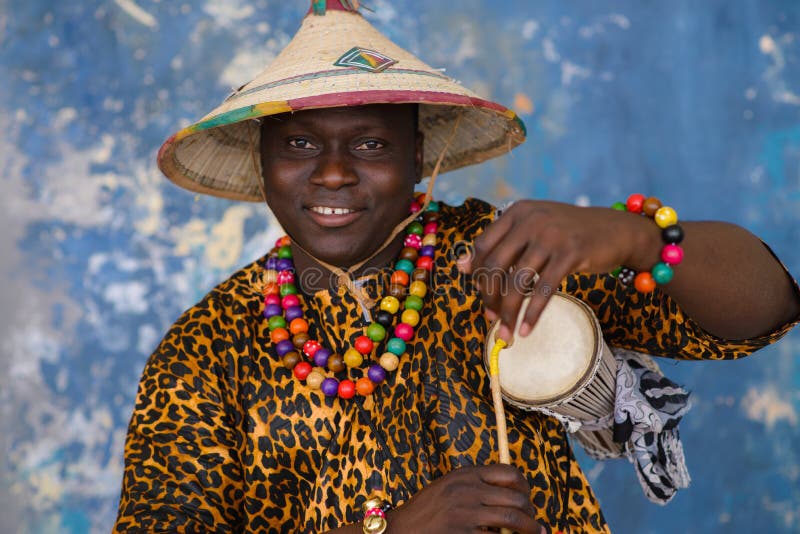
[115,2,799,532]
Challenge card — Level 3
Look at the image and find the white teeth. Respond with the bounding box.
[311,206,354,215]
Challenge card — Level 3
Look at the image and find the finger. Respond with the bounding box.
[520,251,577,337]
[479,485,536,517]
[478,464,531,494]
[477,505,543,534]
[467,212,515,274]
[495,243,550,340]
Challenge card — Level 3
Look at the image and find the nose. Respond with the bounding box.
[310,150,358,190]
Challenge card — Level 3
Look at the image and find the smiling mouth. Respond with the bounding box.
[309,206,358,215]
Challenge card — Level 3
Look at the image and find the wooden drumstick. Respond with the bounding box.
[489,337,512,534]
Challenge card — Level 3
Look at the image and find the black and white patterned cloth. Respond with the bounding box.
[610,348,692,504]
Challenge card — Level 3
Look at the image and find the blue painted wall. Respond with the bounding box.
[1,1,798,532]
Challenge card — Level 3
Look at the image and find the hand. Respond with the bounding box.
[388,464,543,533]
[457,200,657,340]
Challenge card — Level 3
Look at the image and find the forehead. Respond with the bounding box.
[262,104,415,132]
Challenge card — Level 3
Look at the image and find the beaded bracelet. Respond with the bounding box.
[611,194,684,293]
[362,497,390,534]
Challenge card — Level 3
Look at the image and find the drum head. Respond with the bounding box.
[485,293,600,407]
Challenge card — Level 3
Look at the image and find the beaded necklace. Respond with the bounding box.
[263,198,441,399]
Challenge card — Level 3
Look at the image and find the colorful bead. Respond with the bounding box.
[408,281,427,298]
[661,244,684,265]
[380,296,400,314]
[386,337,406,355]
[270,327,290,344]
[401,309,420,327]
[321,378,339,396]
[411,268,428,282]
[415,256,433,271]
[306,370,325,389]
[395,259,415,274]
[338,379,356,399]
[422,234,437,247]
[276,258,293,272]
[654,206,678,229]
[268,315,287,331]
[409,200,422,213]
[368,364,387,383]
[314,348,331,367]
[264,303,283,318]
[634,272,657,293]
[278,245,293,259]
[611,201,626,211]
[344,348,364,368]
[292,332,309,349]
[388,284,406,298]
[419,245,435,257]
[398,247,419,263]
[265,294,281,307]
[277,236,291,247]
[425,200,440,212]
[651,262,674,284]
[327,353,345,373]
[354,336,374,355]
[282,351,301,369]
[390,270,410,286]
[642,197,662,217]
[281,294,300,308]
[293,361,312,380]
[284,306,304,323]
[422,211,439,224]
[662,224,684,244]
[423,222,438,234]
[379,352,399,372]
[263,283,280,296]
[375,310,393,327]
[626,193,646,214]
[277,270,295,284]
[617,267,636,286]
[356,377,375,396]
[404,295,423,311]
[404,234,422,249]
[302,339,322,358]
[289,317,309,335]
[265,257,279,270]
[406,221,424,235]
[279,283,298,297]
[394,323,414,341]
[367,322,387,341]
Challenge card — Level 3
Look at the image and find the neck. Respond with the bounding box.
[291,233,406,294]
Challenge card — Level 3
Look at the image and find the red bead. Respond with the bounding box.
[404,234,422,249]
[416,256,434,271]
[281,294,300,308]
[390,270,410,286]
[634,272,657,293]
[409,201,422,213]
[354,335,374,355]
[277,270,295,284]
[293,361,312,380]
[302,339,322,358]
[626,193,646,214]
[264,294,281,307]
[661,244,684,265]
[423,222,438,235]
[338,379,356,399]
[394,323,414,341]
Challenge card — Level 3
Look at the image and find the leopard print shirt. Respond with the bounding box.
[114,199,796,533]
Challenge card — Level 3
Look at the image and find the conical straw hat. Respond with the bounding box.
[158,0,527,202]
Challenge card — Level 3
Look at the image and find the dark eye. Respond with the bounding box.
[354,139,385,151]
[288,138,317,149]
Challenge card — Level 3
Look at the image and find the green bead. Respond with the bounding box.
[396,259,415,274]
[404,294,423,311]
[279,283,298,296]
[268,315,287,331]
[610,266,622,277]
[406,221,424,235]
[651,262,674,284]
[386,337,406,355]
[425,200,440,212]
[611,201,626,211]
[367,323,387,342]
[278,245,293,259]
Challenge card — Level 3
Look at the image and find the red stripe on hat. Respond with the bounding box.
[286,90,510,113]
[307,0,359,15]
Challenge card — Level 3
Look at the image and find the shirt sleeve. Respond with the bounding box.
[562,270,800,361]
[113,299,244,533]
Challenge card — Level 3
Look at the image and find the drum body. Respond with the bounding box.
[484,292,623,457]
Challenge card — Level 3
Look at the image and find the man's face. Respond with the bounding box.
[260,104,422,267]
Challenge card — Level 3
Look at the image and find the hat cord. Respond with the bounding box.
[247,112,461,308]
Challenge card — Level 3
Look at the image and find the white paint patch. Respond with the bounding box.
[103,281,149,314]
[52,107,77,131]
[542,38,560,63]
[137,324,160,355]
[522,19,539,40]
[219,48,276,90]
[742,386,798,429]
[114,0,158,28]
[204,0,254,27]
[759,33,800,106]
[561,61,591,86]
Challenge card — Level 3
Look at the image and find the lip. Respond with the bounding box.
[304,206,365,228]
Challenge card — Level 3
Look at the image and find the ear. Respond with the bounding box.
[414,130,424,184]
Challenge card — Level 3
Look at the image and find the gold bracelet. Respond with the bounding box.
[362,497,389,534]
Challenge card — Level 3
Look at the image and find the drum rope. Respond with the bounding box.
[488,338,513,534]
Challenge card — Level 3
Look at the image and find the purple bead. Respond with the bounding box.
[263,303,283,318]
[265,257,279,270]
[284,305,304,322]
[275,339,294,356]
[313,348,331,367]
[367,364,386,383]
[321,378,339,397]
[420,245,435,257]
[276,258,294,272]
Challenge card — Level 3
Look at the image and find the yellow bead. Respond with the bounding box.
[263,269,278,285]
[379,296,400,314]
[343,348,364,368]
[306,370,325,389]
[408,280,427,298]
[401,308,420,327]
[379,351,400,372]
[654,206,678,229]
[422,234,437,247]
